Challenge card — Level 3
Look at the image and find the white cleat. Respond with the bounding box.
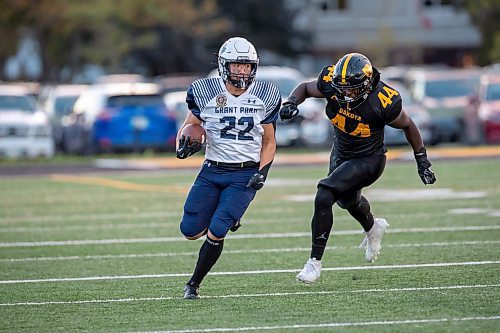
[296,258,322,284]
[359,218,389,263]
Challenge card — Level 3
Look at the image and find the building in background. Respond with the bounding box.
[292,0,481,72]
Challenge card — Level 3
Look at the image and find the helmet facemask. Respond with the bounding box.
[219,59,258,89]
[218,37,259,89]
[331,53,374,108]
[332,79,372,104]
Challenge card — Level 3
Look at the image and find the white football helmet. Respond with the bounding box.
[218,37,259,89]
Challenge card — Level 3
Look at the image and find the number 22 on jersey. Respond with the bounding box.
[220,116,254,140]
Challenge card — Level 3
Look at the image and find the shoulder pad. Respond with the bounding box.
[369,81,402,109]
[317,65,336,94]
[367,80,403,122]
[317,65,335,84]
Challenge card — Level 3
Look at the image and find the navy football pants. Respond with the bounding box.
[180,161,257,239]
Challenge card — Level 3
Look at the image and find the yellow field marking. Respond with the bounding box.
[429,146,500,158]
[50,175,188,194]
[109,146,500,170]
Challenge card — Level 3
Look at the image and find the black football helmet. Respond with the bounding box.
[331,53,374,108]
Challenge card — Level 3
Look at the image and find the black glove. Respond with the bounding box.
[279,101,299,121]
[246,172,266,190]
[414,147,436,185]
[176,135,202,159]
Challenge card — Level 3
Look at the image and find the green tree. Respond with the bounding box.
[0,0,306,81]
[465,0,500,65]
[215,0,309,57]
[117,0,309,76]
[0,0,228,80]
[0,0,37,80]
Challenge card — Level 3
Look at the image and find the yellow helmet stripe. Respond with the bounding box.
[341,53,353,84]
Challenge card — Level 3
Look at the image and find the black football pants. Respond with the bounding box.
[309,154,386,260]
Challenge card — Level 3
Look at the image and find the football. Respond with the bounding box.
[181,124,206,144]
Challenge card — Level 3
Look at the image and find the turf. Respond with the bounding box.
[0,157,499,332]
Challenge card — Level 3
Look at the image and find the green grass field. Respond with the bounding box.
[0,158,499,332]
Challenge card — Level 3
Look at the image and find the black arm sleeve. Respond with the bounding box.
[259,160,273,179]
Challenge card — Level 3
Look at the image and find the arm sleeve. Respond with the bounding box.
[186,84,203,121]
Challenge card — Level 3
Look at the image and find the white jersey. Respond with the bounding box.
[186,77,281,163]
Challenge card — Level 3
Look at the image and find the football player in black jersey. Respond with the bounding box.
[279,53,436,284]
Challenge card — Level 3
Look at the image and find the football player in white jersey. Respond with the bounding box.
[176,37,281,299]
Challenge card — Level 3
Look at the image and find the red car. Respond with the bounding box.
[465,73,500,144]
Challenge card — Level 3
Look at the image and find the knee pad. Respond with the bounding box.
[179,220,205,239]
[208,225,228,240]
[344,195,371,215]
[337,191,363,210]
[337,197,356,210]
[315,187,336,210]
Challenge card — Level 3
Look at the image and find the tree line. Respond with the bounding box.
[0,0,497,82]
[0,0,307,81]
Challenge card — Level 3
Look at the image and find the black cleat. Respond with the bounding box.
[230,220,242,232]
[183,284,200,299]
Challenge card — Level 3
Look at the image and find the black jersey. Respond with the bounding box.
[317,65,402,159]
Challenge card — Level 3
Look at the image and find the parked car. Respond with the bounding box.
[96,74,148,84]
[380,65,418,84]
[164,90,189,130]
[43,84,88,150]
[383,81,432,145]
[156,75,201,95]
[464,73,500,144]
[5,81,41,100]
[62,82,177,154]
[0,85,54,158]
[208,66,332,147]
[257,67,332,147]
[406,68,481,144]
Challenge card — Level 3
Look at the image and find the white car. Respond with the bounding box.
[164,90,189,130]
[0,85,55,159]
[256,67,331,147]
[43,84,88,150]
[383,81,432,145]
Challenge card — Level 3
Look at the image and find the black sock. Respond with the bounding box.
[347,195,374,232]
[310,187,336,261]
[188,235,224,287]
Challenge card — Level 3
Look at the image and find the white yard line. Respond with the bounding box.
[2,240,499,263]
[134,316,500,333]
[0,216,308,233]
[0,260,498,284]
[0,222,180,233]
[1,205,497,230]
[1,284,498,307]
[0,217,303,233]
[0,206,298,225]
[1,225,500,248]
[0,210,484,233]
[0,211,180,224]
